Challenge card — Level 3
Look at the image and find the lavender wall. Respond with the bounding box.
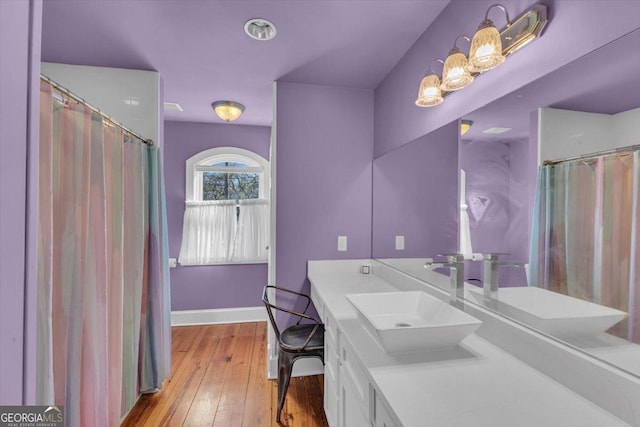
[374,0,640,157]
[372,122,458,258]
[0,0,41,405]
[164,121,270,310]
[275,82,373,321]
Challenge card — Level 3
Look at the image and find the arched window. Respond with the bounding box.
[179,147,270,265]
[186,147,269,201]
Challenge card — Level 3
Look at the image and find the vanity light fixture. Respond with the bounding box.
[211,100,245,122]
[441,36,474,92]
[460,119,473,135]
[244,18,277,41]
[468,4,510,73]
[415,3,548,108]
[415,59,445,107]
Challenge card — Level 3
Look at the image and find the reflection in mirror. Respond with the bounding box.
[372,28,640,378]
[372,121,458,256]
[460,138,530,286]
[372,120,460,294]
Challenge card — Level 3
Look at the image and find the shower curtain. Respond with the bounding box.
[529,148,640,344]
[37,81,171,426]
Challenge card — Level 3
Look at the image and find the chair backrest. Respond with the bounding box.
[262,285,281,341]
[262,285,320,341]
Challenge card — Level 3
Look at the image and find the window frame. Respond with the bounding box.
[185,147,270,202]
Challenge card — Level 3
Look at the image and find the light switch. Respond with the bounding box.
[338,235,347,251]
[168,258,178,268]
[395,235,405,250]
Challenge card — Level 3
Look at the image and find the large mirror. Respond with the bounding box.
[372,28,640,378]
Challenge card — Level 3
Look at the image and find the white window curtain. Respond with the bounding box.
[179,200,236,264]
[178,199,269,265]
[234,199,269,262]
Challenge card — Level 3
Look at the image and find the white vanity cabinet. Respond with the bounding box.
[313,287,367,427]
[338,334,371,426]
[371,388,398,427]
[312,286,340,427]
[324,312,340,426]
[308,261,633,427]
[312,283,396,427]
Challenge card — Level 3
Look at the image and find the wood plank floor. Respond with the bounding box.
[121,322,329,427]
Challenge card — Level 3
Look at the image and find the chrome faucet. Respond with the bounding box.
[482,253,526,304]
[424,253,465,309]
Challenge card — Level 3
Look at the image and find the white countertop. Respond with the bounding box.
[309,268,628,427]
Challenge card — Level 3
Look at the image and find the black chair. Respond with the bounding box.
[262,285,325,423]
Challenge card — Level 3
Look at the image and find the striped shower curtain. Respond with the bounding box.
[37,81,171,426]
[529,148,640,343]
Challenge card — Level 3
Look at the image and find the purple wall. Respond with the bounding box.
[0,0,41,405]
[164,121,270,310]
[372,122,458,258]
[275,82,373,321]
[374,0,640,157]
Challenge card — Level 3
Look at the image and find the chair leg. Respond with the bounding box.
[276,351,295,423]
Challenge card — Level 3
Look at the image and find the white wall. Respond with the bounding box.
[538,107,640,163]
[41,62,160,144]
[612,107,640,147]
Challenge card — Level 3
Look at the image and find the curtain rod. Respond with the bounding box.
[40,74,154,146]
[543,144,639,166]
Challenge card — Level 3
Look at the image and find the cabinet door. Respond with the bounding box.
[341,371,371,427]
[324,323,340,427]
[374,396,398,427]
[324,361,339,427]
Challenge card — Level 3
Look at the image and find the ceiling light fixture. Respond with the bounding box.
[415,59,445,107]
[164,102,183,112]
[244,18,277,41]
[460,119,473,136]
[415,3,548,108]
[211,101,245,122]
[482,126,511,134]
[441,36,474,92]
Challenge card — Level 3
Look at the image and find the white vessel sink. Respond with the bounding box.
[467,286,627,337]
[346,291,481,354]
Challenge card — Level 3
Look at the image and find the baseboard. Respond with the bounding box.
[171,306,267,326]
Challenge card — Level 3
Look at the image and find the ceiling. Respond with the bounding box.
[41,0,451,127]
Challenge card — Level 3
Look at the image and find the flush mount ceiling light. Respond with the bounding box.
[460,119,473,135]
[441,36,474,92]
[468,4,511,73]
[415,3,548,108]
[415,59,445,107]
[211,101,245,122]
[244,18,277,41]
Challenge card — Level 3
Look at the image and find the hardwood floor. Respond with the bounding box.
[121,322,329,427]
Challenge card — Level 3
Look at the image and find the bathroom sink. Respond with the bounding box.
[346,291,481,354]
[467,286,627,337]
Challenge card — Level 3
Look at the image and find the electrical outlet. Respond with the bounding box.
[395,235,405,250]
[338,235,347,251]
